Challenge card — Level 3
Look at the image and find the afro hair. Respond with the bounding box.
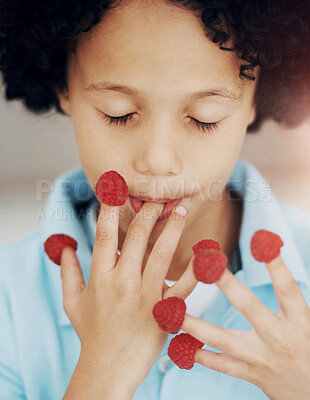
[1,0,310,132]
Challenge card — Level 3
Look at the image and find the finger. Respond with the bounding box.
[142,205,189,295]
[60,246,86,314]
[265,254,309,320]
[162,281,170,297]
[116,202,164,277]
[90,202,120,278]
[182,313,255,363]
[216,268,280,342]
[164,254,199,300]
[194,348,252,383]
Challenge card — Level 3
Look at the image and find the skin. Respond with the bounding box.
[57,0,256,281]
[57,2,310,399]
[182,254,310,400]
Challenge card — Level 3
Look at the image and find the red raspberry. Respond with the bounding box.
[95,170,129,206]
[193,248,227,284]
[44,234,78,266]
[192,239,220,255]
[152,297,186,334]
[168,333,204,370]
[250,229,284,263]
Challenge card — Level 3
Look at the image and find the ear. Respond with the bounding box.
[56,87,71,116]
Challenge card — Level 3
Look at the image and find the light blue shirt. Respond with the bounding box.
[1,159,310,400]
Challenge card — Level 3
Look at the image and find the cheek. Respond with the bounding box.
[72,107,123,169]
[190,121,245,202]
[194,125,243,173]
[217,113,247,156]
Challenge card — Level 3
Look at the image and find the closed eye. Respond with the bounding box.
[188,117,219,133]
[101,112,219,134]
[102,113,134,127]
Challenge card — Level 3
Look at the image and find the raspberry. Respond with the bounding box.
[168,333,204,370]
[250,229,284,263]
[44,234,78,266]
[95,170,129,206]
[152,297,186,334]
[193,248,227,284]
[192,239,220,255]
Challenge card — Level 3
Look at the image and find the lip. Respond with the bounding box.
[129,195,184,222]
[132,195,183,203]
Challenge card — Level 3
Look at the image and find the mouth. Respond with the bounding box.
[129,195,184,222]
[132,195,181,203]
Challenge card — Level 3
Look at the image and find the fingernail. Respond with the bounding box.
[173,205,188,217]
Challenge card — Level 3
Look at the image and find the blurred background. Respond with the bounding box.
[1,94,310,247]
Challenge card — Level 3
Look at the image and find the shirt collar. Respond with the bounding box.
[41,160,310,327]
[230,159,309,288]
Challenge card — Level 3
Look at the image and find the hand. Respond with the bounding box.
[180,252,310,400]
[59,200,197,395]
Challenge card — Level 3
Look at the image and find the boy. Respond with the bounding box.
[1,0,310,398]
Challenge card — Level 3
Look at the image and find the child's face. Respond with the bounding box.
[57,0,257,242]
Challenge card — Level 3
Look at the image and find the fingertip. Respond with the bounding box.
[44,234,78,266]
[98,200,120,222]
[95,170,129,206]
[60,245,76,265]
[265,253,283,268]
[250,229,284,263]
[193,248,227,284]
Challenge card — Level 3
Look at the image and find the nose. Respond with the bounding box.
[132,126,183,177]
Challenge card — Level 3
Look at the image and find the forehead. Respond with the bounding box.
[72,1,243,92]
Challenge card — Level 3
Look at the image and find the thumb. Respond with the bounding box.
[163,255,198,300]
[60,246,86,313]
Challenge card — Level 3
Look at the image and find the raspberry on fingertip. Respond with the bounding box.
[193,248,227,284]
[168,333,204,370]
[152,296,186,334]
[250,229,284,263]
[44,234,78,266]
[95,170,129,206]
[192,239,220,256]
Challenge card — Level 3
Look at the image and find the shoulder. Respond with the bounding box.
[0,231,45,396]
[0,230,42,286]
[279,202,310,266]
[0,230,42,260]
[280,202,310,233]
[0,230,41,255]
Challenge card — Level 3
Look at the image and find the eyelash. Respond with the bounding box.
[101,113,219,134]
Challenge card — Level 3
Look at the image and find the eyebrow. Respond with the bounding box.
[83,81,241,102]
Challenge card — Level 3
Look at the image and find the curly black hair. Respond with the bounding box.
[0,0,310,132]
